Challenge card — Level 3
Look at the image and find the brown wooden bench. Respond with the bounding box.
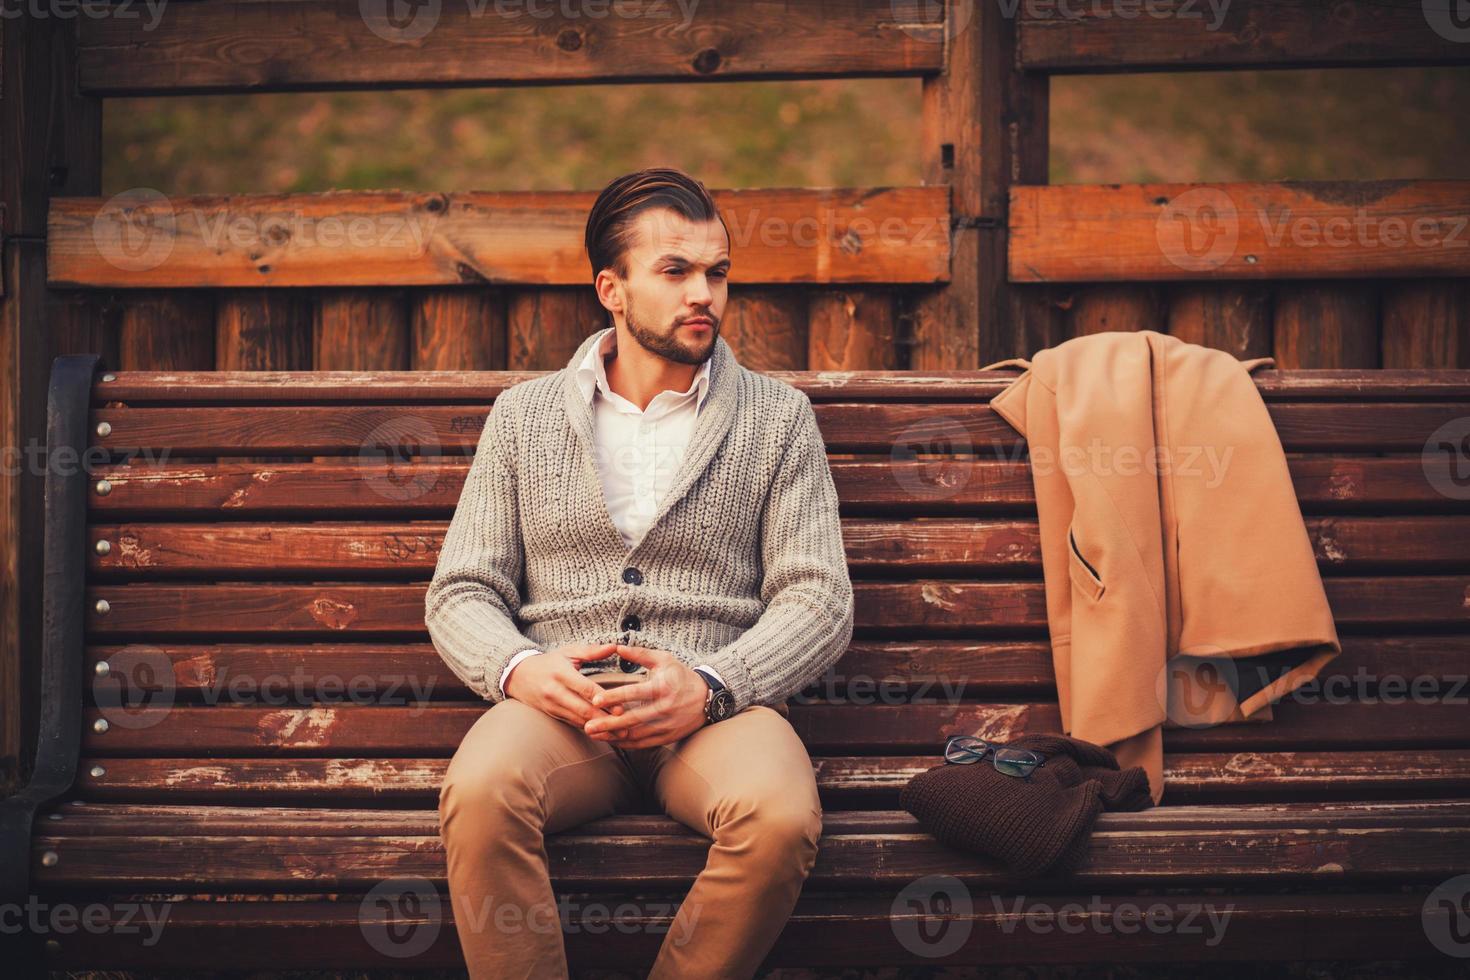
[4,354,1470,972]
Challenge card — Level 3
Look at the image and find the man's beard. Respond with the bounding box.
[624,293,718,366]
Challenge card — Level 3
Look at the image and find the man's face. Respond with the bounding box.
[605,207,730,366]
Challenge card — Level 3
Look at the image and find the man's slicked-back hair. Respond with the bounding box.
[584,167,729,285]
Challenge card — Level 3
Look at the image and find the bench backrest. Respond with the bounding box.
[68,364,1470,809]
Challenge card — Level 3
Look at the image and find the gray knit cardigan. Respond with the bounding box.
[424,329,855,714]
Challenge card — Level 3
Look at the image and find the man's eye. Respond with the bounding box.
[710,269,728,279]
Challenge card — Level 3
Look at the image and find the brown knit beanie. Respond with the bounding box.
[899,732,1153,879]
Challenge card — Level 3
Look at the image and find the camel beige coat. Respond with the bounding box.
[983,330,1341,804]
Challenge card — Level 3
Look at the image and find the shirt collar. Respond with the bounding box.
[574,326,712,413]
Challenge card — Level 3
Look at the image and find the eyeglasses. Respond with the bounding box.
[943,735,1047,778]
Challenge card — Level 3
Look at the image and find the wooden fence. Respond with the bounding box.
[3,0,1468,788]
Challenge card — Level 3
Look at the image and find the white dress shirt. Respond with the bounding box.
[498,326,727,699]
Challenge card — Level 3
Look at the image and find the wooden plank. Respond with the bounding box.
[76,0,945,95]
[1273,282,1379,368]
[76,697,1470,757]
[1009,182,1470,282]
[83,456,1470,517]
[78,635,1466,705]
[914,0,1049,367]
[410,289,505,370]
[50,188,952,288]
[69,750,1470,807]
[1167,284,1272,359]
[0,12,102,793]
[84,517,1470,578]
[80,577,1470,638]
[1069,285,1165,335]
[809,290,899,370]
[85,368,1470,402]
[1382,280,1470,368]
[35,892,1456,971]
[43,801,1470,838]
[720,287,808,370]
[506,288,605,370]
[86,401,1470,454]
[1018,0,1470,72]
[117,291,215,371]
[32,819,1470,889]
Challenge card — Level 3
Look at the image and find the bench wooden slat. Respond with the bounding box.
[69,751,1470,807]
[76,0,945,95]
[80,634,1470,701]
[34,806,1470,888]
[38,892,1453,971]
[87,368,1470,402]
[53,187,950,288]
[86,516,1470,577]
[42,801,1470,837]
[1009,182,1470,282]
[78,701,1470,757]
[86,457,1469,516]
[82,577,1470,636]
[89,401,1470,453]
[1016,2,1470,72]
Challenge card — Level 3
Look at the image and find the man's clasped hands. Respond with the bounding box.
[502,642,712,750]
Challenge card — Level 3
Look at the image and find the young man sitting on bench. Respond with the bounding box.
[426,166,855,979]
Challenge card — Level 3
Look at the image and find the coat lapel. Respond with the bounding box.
[561,329,742,552]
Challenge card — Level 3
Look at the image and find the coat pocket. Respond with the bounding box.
[1067,527,1105,601]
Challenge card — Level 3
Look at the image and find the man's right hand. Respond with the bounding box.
[503,643,626,728]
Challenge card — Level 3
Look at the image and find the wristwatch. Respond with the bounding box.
[695,667,736,724]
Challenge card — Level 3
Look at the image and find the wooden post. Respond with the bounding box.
[0,16,102,793]
[913,0,1050,368]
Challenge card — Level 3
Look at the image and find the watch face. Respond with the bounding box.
[708,689,736,723]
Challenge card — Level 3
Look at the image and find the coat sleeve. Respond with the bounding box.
[424,390,543,703]
[698,396,855,712]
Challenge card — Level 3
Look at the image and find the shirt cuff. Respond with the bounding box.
[692,664,726,688]
[499,648,545,699]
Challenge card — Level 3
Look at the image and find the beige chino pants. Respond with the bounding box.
[438,690,821,979]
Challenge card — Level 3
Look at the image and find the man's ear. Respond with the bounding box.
[594,269,624,316]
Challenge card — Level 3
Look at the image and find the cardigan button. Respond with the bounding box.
[620,614,641,632]
[621,567,643,585]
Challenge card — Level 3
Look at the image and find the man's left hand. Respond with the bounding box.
[582,645,709,749]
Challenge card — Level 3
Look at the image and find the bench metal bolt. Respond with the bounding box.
[95,599,110,615]
[95,661,110,677]
[93,718,109,733]
[95,539,111,556]
[90,766,106,778]
[95,421,111,437]
[95,479,112,496]
[41,850,59,866]
[101,373,116,382]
